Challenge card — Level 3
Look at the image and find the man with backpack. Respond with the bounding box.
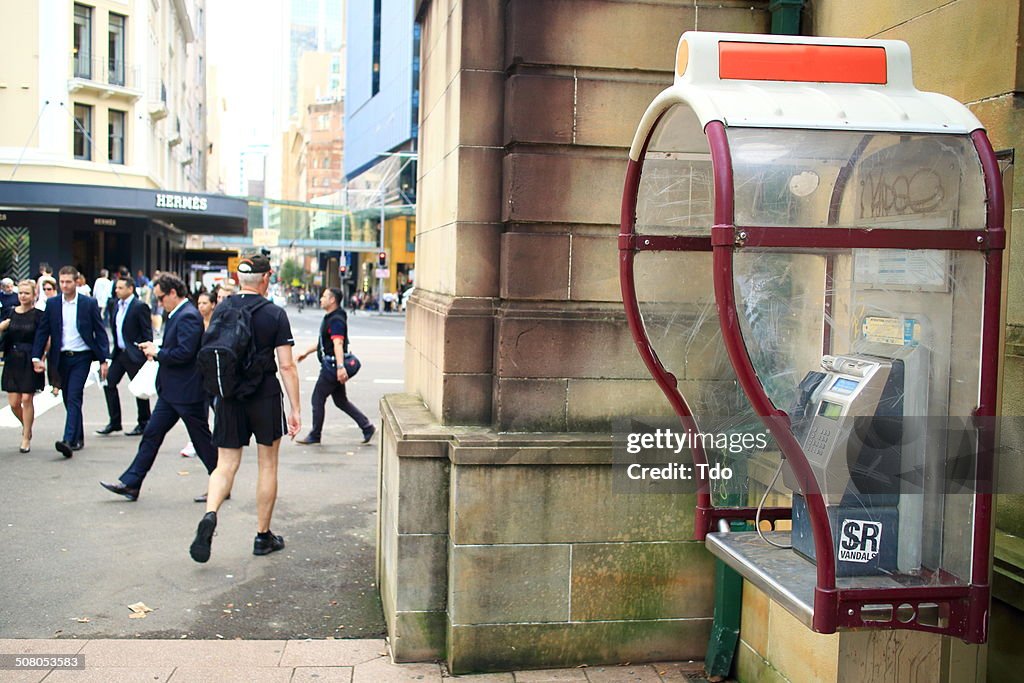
[99,274,217,501]
[295,287,375,446]
[189,253,301,563]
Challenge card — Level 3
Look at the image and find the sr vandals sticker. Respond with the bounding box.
[839,519,882,563]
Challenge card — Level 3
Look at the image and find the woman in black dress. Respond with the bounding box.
[0,280,45,452]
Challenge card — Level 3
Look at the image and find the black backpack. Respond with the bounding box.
[197,296,274,400]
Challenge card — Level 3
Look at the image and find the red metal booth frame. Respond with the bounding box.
[619,118,1004,643]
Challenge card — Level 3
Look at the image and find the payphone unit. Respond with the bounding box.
[786,333,930,576]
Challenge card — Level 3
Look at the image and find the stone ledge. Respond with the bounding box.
[449,444,611,466]
[450,429,612,465]
[381,393,458,458]
[384,392,632,466]
[408,288,499,318]
[494,299,647,320]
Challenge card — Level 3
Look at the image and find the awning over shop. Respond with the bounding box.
[0,181,248,235]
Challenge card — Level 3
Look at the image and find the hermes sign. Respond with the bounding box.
[155,193,208,211]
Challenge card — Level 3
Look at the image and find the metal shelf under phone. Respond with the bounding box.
[705,531,946,630]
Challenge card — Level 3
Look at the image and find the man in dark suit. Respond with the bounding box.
[32,266,109,458]
[97,277,153,436]
[100,274,217,500]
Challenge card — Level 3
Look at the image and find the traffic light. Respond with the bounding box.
[377,251,388,267]
[339,264,347,276]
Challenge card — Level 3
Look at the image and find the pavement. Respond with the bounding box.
[0,308,401,642]
[0,638,712,681]
[0,306,719,681]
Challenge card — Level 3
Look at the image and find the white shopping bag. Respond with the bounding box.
[88,364,102,391]
[128,360,159,400]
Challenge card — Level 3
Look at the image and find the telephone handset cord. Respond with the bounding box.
[756,459,793,550]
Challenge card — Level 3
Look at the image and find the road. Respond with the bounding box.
[0,305,404,640]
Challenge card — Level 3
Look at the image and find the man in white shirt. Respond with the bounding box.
[93,269,113,324]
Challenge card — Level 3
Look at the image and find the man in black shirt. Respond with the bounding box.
[190,253,301,563]
[296,288,374,445]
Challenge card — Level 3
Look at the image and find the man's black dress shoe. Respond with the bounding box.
[96,423,122,435]
[55,441,73,458]
[70,442,83,451]
[125,424,147,436]
[362,425,376,444]
[100,480,140,501]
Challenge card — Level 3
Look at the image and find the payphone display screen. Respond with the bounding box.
[831,378,858,395]
[818,401,842,419]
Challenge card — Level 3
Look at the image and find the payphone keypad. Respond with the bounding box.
[805,423,835,463]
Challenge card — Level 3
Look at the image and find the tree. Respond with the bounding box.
[280,258,304,286]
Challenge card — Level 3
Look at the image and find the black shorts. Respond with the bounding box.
[212,393,285,448]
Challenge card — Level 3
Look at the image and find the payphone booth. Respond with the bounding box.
[619,32,1003,642]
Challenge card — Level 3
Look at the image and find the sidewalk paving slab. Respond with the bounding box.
[44,668,174,682]
[648,661,708,680]
[292,667,356,682]
[164,667,295,682]
[584,665,664,682]
[447,673,514,681]
[351,656,442,682]
[0,672,49,683]
[0,639,86,655]
[281,638,387,666]
[77,638,287,667]
[514,668,589,682]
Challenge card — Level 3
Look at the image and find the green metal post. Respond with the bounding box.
[705,522,746,680]
[704,450,750,680]
[768,0,805,36]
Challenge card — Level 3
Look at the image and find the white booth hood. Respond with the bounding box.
[629,31,985,161]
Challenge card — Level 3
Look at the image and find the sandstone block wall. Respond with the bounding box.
[391,0,774,673]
